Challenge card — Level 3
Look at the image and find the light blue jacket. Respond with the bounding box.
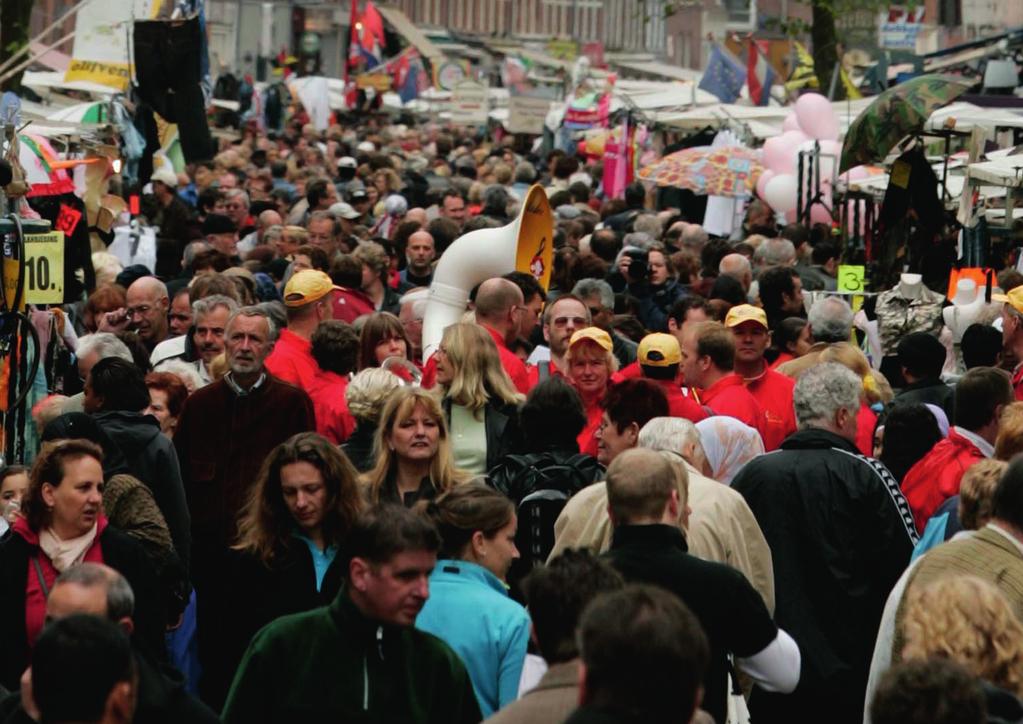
[415,559,531,717]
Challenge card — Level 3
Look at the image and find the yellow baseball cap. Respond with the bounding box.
[569,327,613,352]
[283,269,339,307]
[993,285,1023,314]
[724,304,769,329]
[638,333,681,367]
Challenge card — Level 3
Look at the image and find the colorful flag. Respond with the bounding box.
[786,42,820,91]
[747,39,775,106]
[698,44,746,103]
[357,1,386,69]
[840,65,863,100]
[388,48,428,103]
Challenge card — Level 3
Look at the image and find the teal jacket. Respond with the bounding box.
[222,591,482,724]
[415,560,531,717]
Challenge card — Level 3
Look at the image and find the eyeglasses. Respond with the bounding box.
[588,307,603,318]
[126,305,151,318]
[552,316,587,328]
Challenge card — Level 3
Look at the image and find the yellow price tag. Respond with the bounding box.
[890,159,911,189]
[837,265,865,294]
[23,232,65,305]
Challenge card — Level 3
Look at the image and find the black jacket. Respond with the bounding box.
[0,524,167,691]
[605,524,778,724]
[890,378,955,418]
[442,398,523,472]
[0,651,218,724]
[629,278,687,332]
[94,410,191,571]
[222,539,346,696]
[341,422,377,473]
[731,428,917,724]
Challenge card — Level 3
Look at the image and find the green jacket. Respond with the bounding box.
[222,591,482,724]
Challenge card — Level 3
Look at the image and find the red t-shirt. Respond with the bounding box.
[699,374,767,439]
[653,378,708,423]
[305,369,356,444]
[770,352,794,369]
[744,366,796,451]
[527,359,565,388]
[612,361,642,384]
[577,392,604,457]
[1013,365,1023,401]
[483,325,531,394]
[264,329,319,392]
[856,404,878,457]
[331,288,375,324]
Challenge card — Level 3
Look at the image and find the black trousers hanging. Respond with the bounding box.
[133,17,214,163]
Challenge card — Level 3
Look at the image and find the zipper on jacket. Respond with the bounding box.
[364,626,384,711]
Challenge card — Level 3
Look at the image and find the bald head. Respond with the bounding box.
[719,253,752,291]
[474,277,525,343]
[126,276,169,344]
[405,207,428,225]
[606,448,678,525]
[258,209,283,229]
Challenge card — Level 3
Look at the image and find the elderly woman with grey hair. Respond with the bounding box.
[729,362,917,724]
[340,368,403,472]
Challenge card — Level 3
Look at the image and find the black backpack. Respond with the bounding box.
[489,452,603,576]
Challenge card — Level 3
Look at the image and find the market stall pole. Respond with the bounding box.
[0,123,50,465]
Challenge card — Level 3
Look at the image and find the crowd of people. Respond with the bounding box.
[1,111,1023,724]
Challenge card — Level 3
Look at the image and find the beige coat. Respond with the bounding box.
[549,461,776,613]
[484,659,715,724]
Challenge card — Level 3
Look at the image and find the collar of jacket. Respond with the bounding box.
[329,589,404,646]
[779,427,860,454]
[433,558,508,596]
[533,659,580,693]
[224,371,267,396]
[610,523,688,554]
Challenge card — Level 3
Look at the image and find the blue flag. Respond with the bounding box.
[699,45,747,103]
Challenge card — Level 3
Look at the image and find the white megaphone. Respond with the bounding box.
[422,184,553,361]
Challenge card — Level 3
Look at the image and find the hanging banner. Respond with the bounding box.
[64,0,157,91]
[507,96,552,135]
[450,80,488,126]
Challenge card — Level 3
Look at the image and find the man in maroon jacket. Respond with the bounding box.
[175,304,315,708]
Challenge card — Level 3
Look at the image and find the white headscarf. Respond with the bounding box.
[695,416,765,484]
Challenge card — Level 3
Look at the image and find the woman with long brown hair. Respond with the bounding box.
[225,432,364,691]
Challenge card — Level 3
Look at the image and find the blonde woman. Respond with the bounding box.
[902,576,1023,698]
[341,368,403,472]
[362,387,472,506]
[434,323,524,474]
[275,225,308,259]
[819,342,891,456]
[564,327,619,457]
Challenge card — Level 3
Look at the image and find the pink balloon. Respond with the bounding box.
[809,198,834,225]
[755,169,776,199]
[764,130,809,174]
[795,92,839,141]
[764,173,798,214]
[782,114,802,133]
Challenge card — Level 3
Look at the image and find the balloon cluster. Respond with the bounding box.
[756,93,842,225]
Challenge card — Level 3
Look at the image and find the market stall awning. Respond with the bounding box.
[376,5,444,61]
[612,60,701,83]
[925,102,1023,131]
[965,154,1023,187]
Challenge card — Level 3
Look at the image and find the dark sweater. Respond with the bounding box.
[174,374,315,547]
[222,592,482,724]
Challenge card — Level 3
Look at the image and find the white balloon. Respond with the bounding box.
[763,174,799,214]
